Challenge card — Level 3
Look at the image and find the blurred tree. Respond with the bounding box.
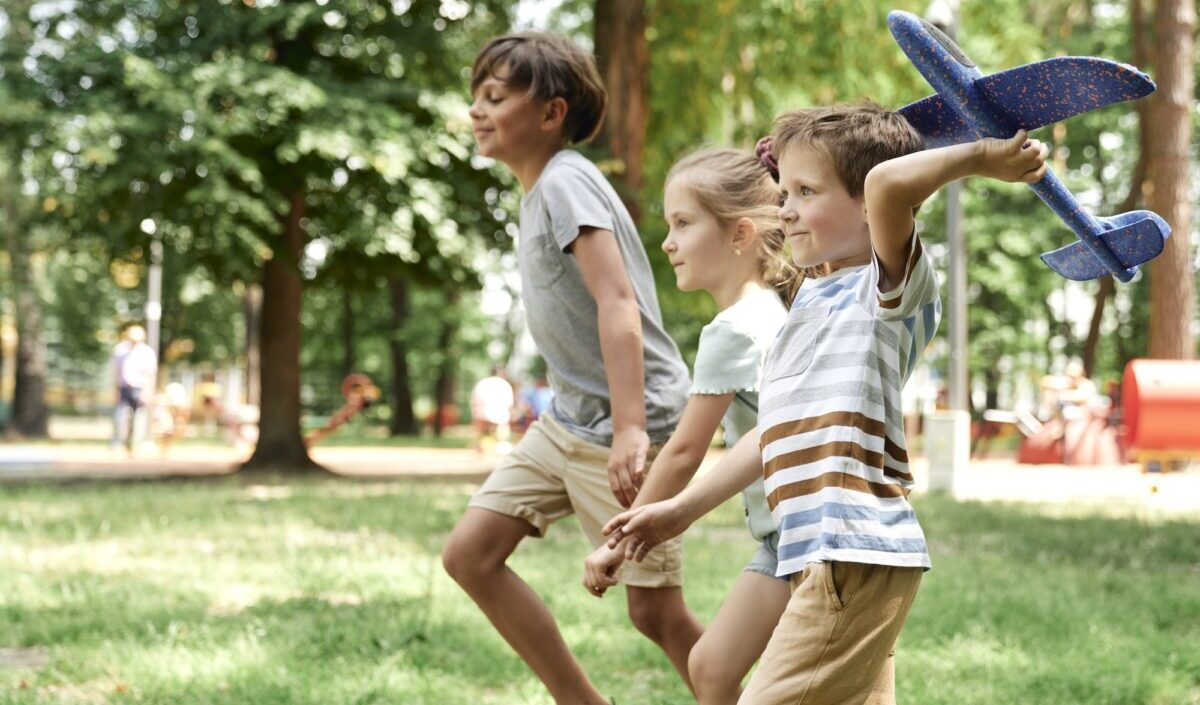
[20,0,512,466]
[0,1,50,437]
[1145,0,1196,360]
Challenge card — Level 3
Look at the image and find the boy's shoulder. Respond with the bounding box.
[539,149,603,184]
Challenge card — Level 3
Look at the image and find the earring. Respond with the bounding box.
[735,248,742,256]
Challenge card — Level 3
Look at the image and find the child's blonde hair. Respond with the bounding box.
[666,147,804,301]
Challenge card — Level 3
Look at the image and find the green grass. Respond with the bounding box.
[1,479,1197,704]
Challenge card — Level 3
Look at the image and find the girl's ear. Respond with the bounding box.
[731,216,759,254]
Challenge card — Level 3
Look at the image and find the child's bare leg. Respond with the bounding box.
[625,586,705,692]
[442,508,609,705]
[688,572,790,705]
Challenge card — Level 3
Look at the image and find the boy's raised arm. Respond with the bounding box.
[573,226,649,508]
[864,129,1049,290]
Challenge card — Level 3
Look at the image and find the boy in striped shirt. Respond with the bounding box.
[605,103,1048,704]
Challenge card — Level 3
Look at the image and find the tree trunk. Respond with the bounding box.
[431,289,460,438]
[4,204,49,438]
[593,0,648,223]
[1084,0,1151,378]
[243,283,262,408]
[341,289,355,378]
[1082,276,1114,377]
[387,275,418,435]
[1145,0,1195,360]
[242,191,320,472]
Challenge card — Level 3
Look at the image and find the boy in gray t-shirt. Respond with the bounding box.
[441,32,702,702]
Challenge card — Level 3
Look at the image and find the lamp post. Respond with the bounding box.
[923,0,971,494]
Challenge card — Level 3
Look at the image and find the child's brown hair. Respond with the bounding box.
[771,101,925,198]
[471,32,607,144]
[667,147,804,303]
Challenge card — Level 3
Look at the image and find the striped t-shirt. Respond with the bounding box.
[758,236,941,576]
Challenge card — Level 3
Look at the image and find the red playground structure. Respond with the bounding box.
[1121,359,1200,472]
[305,374,382,448]
[1007,359,1200,470]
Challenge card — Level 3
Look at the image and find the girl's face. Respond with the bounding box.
[661,175,737,293]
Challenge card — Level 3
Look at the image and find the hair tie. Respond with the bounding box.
[754,136,779,182]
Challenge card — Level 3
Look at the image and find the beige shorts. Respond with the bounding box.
[739,561,923,705]
[469,415,683,588]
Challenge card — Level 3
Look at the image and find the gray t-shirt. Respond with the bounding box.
[517,150,690,446]
[691,287,787,540]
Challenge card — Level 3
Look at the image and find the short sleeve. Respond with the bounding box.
[691,320,761,395]
[873,233,939,321]
[540,166,616,252]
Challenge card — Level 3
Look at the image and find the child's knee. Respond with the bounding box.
[441,528,486,585]
[626,591,685,641]
[688,639,736,700]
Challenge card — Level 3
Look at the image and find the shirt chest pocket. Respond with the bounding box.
[764,306,830,383]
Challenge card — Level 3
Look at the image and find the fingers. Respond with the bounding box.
[1010,128,1029,151]
[609,465,636,508]
[1023,161,1050,183]
[602,510,633,544]
[1020,139,1049,182]
[631,447,648,489]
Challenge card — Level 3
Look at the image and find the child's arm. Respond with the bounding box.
[864,129,1049,290]
[573,226,649,508]
[634,392,733,504]
[603,427,764,562]
[581,392,732,596]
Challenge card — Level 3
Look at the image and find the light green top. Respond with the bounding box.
[690,287,788,540]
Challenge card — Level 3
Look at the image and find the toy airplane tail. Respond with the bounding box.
[1039,207,1170,282]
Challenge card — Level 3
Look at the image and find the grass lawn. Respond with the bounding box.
[1,478,1197,704]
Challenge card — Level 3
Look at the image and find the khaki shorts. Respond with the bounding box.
[469,415,683,588]
[739,561,922,705]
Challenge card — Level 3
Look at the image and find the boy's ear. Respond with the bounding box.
[731,216,759,252]
[541,97,568,134]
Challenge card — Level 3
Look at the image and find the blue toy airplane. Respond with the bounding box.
[889,10,1169,283]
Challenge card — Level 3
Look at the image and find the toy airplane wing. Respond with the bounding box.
[978,57,1155,132]
[899,58,1155,148]
[897,94,973,148]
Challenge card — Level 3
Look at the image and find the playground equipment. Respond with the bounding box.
[889,10,1169,282]
[1121,359,1200,472]
[304,373,381,447]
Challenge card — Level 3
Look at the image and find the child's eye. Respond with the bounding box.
[676,219,688,228]
[800,186,814,196]
[779,190,788,205]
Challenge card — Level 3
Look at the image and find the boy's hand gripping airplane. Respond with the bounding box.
[889,10,1169,282]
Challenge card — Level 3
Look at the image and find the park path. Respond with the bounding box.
[1,442,1197,516]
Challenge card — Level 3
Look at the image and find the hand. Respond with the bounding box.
[582,542,626,598]
[975,129,1050,183]
[608,426,649,507]
[602,497,691,562]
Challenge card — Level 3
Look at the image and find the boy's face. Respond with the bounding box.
[661,175,734,293]
[777,143,871,270]
[468,66,553,165]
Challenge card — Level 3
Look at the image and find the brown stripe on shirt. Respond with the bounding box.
[767,470,907,508]
[763,439,886,479]
[760,411,886,448]
[884,435,909,464]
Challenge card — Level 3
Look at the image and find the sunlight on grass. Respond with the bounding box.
[1,479,1197,705]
